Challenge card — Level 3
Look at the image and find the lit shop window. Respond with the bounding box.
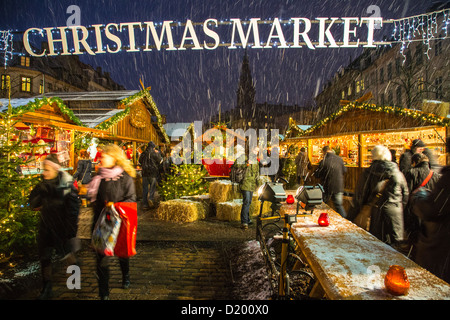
[20,56,30,67]
[21,76,31,92]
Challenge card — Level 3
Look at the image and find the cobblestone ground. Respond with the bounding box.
[18,240,239,300]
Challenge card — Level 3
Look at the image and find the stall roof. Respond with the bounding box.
[0,98,37,111]
[34,90,140,102]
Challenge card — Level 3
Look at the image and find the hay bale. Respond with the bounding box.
[181,194,211,217]
[216,199,242,221]
[209,180,241,203]
[156,199,206,223]
[251,195,272,217]
[216,196,273,222]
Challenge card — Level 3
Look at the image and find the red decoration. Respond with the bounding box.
[384,265,410,296]
[286,194,295,204]
[318,212,330,226]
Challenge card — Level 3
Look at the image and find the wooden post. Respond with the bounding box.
[358,134,363,169]
[132,141,137,166]
[70,130,75,170]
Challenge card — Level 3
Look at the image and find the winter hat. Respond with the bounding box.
[411,139,425,148]
[147,141,155,148]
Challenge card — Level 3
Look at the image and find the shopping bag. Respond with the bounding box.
[114,202,138,258]
[353,204,372,231]
[91,203,122,256]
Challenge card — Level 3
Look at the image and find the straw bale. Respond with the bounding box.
[181,194,211,216]
[216,196,272,221]
[209,180,241,203]
[156,199,206,223]
[216,199,242,221]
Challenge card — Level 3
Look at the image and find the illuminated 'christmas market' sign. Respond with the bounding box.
[23,17,384,57]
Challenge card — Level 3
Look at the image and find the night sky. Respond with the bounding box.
[0,0,436,123]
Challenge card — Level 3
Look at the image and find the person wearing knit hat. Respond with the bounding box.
[399,139,440,175]
[29,154,80,299]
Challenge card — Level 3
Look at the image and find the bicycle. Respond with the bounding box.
[255,178,316,300]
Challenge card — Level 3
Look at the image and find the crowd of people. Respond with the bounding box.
[294,138,450,283]
[26,136,449,299]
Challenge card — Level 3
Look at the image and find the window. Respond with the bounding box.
[395,58,402,75]
[39,80,44,94]
[387,63,392,80]
[21,76,31,92]
[396,87,402,106]
[20,56,30,67]
[356,79,365,93]
[1,74,9,90]
[418,77,424,92]
[415,43,423,66]
[342,90,345,99]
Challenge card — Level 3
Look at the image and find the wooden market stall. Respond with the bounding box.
[39,89,171,165]
[282,103,449,194]
[0,96,108,175]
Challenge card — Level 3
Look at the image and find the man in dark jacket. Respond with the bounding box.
[139,141,162,208]
[29,154,80,299]
[399,139,440,175]
[313,146,347,218]
[403,153,440,246]
[349,145,409,246]
[411,138,450,283]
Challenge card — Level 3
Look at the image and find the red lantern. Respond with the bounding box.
[318,212,329,226]
[286,194,295,204]
[384,265,410,296]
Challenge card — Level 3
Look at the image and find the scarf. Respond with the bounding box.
[88,166,124,202]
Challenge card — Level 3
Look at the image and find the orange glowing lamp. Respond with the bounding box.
[318,212,329,226]
[286,194,295,204]
[384,265,410,296]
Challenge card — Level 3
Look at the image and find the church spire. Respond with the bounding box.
[236,50,256,127]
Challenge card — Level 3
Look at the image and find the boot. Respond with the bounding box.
[122,274,130,289]
[119,258,130,289]
[37,281,53,300]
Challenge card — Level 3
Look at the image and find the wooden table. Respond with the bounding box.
[281,203,450,300]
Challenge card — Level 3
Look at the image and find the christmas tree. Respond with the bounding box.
[159,164,209,200]
[0,82,39,259]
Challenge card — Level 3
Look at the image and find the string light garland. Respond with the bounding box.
[0,30,13,68]
[11,96,85,127]
[286,102,450,138]
[389,8,450,62]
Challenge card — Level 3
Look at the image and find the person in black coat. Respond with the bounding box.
[73,150,92,184]
[88,144,136,300]
[313,146,347,218]
[403,153,441,247]
[411,138,450,283]
[73,150,92,206]
[138,141,162,208]
[399,139,440,175]
[348,145,409,246]
[29,154,80,300]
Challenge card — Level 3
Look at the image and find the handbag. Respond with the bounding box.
[91,202,122,256]
[353,179,389,231]
[114,202,138,258]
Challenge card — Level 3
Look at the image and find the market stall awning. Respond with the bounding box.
[1,96,108,135]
